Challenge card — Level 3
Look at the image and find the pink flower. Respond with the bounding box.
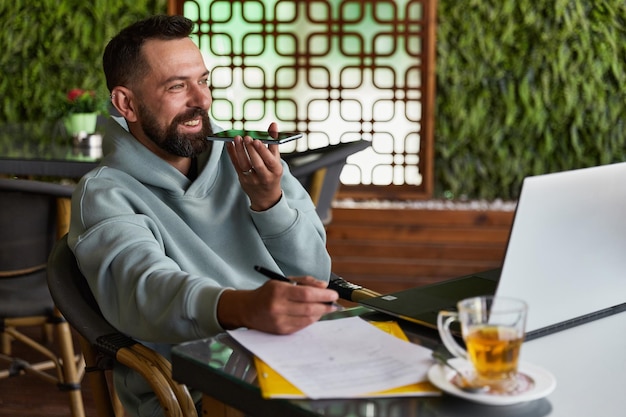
[64,88,101,114]
[67,88,94,102]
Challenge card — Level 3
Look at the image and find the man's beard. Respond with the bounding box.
[139,105,213,158]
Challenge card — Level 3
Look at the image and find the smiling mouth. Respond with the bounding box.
[182,119,201,127]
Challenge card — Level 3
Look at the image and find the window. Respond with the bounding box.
[171,0,437,199]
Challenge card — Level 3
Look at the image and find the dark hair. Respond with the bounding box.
[103,15,194,92]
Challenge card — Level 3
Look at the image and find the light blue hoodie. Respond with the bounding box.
[68,118,331,416]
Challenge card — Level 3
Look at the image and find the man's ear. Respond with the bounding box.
[110,87,138,122]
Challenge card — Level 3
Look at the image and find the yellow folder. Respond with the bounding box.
[255,320,441,399]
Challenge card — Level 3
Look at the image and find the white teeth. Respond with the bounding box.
[183,120,200,126]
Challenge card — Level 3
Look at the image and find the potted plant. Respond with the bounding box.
[62,88,107,140]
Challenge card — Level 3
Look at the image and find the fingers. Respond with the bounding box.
[228,136,280,176]
[217,278,340,335]
[266,123,280,155]
[289,275,332,289]
[267,122,278,137]
[226,123,281,175]
[255,280,339,333]
[227,135,254,173]
[246,139,279,176]
[225,137,245,173]
[267,278,339,308]
[227,135,283,210]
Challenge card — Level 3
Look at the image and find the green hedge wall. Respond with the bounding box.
[0,0,166,122]
[3,1,625,200]
[435,1,626,200]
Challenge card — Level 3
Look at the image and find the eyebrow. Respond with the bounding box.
[163,70,211,85]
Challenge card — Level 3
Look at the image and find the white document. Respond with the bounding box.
[227,316,433,399]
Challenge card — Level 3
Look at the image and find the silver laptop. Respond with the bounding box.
[360,162,626,340]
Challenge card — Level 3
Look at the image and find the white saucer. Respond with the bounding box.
[427,358,556,406]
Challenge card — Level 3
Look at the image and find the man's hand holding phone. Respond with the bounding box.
[225,123,285,211]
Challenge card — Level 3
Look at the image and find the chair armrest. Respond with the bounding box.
[131,344,197,417]
[115,347,193,417]
[0,264,46,278]
[93,333,197,417]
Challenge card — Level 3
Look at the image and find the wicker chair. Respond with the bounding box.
[0,178,85,417]
[47,235,198,417]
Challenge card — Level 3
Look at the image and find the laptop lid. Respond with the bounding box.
[495,162,626,338]
[360,162,626,339]
[359,268,500,334]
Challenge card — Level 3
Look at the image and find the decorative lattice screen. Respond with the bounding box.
[171,0,436,199]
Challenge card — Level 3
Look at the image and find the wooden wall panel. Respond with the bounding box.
[325,207,515,295]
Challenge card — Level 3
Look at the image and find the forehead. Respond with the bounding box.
[141,38,207,80]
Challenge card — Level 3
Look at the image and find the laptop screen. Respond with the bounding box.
[495,162,626,335]
[360,162,626,340]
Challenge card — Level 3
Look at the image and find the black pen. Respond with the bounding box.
[254,265,294,284]
[254,265,338,307]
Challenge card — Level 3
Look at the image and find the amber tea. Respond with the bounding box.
[465,325,524,382]
[438,296,528,392]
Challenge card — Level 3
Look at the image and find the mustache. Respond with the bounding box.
[172,108,208,124]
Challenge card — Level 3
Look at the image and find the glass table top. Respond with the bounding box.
[0,121,101,177]
[172,308,552,417]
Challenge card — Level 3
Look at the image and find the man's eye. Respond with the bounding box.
[169,84,184,90]
[199,79,210,87]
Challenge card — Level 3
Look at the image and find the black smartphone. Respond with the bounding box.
[206,129,303,144]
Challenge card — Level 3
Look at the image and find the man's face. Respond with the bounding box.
[137,101,213,157]
[133,38,214,158]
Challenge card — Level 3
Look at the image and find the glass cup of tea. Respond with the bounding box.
[437,296,528,393]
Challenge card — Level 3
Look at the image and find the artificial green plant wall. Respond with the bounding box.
[0,0,167,122]
[436,0,626,200]
[2,1,626,201]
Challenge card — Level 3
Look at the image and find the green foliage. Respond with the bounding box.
[0,0,167,123]
[62,88,108,114]
[4,1,625,201]
[435,0,626,200]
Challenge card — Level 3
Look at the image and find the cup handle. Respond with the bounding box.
[437,310,468,360]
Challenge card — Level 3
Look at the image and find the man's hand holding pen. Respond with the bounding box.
[254,265,342,308]
[216,267,340,335]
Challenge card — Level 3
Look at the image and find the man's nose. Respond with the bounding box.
[189,85,212,109]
